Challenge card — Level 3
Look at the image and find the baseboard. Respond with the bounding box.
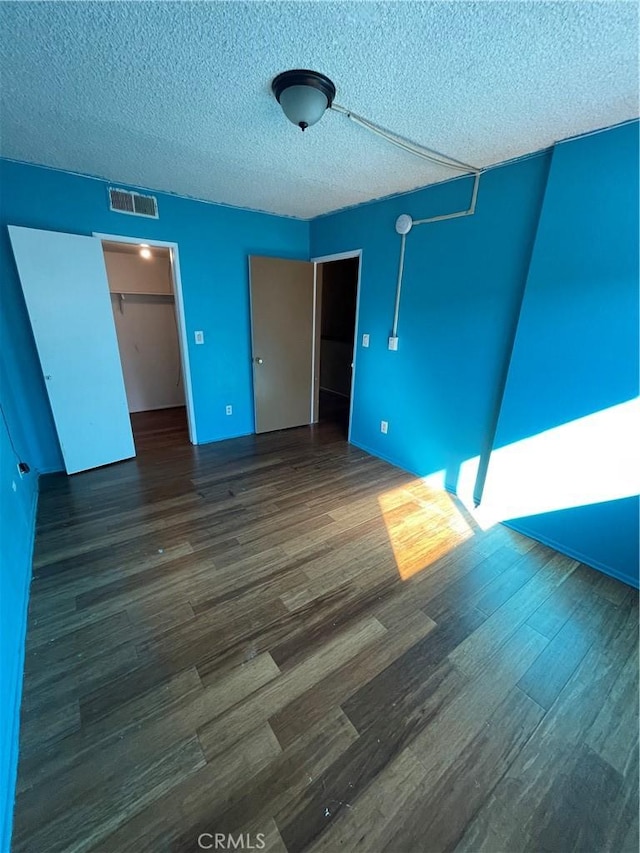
[348,438,422,478]
[197,429,254,446]
[503,519,639,590]
[1,477,39,850]
[36,464,64,475]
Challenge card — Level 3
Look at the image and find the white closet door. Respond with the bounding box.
[8,225,135,474]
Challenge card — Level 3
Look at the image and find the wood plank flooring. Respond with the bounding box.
[14,409,639,852]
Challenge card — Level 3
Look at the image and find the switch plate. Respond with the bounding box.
[225,405,233,416]
[362,333,370,348]
[380,420,388,434]
[388,336,399,351]
[194,330,204,345]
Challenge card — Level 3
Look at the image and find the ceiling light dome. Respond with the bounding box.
[271,69,336,131]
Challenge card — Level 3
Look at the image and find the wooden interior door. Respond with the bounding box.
[249,256,315,434]
[8,225,135,474]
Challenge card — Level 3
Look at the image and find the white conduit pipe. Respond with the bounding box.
[330,103,477,174]
[392,232,407,338]
[391,170,481,342]
[413,169,481,225]
[330,101,482,345]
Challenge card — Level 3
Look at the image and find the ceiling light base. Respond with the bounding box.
[271,69,336,131]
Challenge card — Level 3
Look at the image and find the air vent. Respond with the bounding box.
[108,187,158,219]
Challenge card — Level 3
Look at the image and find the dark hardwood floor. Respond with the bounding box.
[14,412,639,852]
[318,389,350,436]
[131,405,190,451]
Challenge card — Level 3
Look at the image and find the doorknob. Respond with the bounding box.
[255,357,263,365]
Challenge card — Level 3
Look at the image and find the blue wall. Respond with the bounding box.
[311,152,550,488]
[488,121,639,586]
[0,359,38,850]
[0,159,310,472]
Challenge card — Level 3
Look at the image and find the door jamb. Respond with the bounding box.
[93,232,197,445]
[310,261,318,425]
[310,250,363,443]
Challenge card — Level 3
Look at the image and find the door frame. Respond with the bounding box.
[93,231,197,444]
[311,249,363,443]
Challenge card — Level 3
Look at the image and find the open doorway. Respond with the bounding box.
[315,256,360,437]
[100,240,190,451]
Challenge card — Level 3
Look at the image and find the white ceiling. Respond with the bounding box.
[0,2,637,219]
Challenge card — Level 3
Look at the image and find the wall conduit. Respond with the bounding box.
[328,100,482,348]
[390,170,482,344]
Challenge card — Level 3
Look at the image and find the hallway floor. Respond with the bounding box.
[130,406,189,452]
[318,389,350,436]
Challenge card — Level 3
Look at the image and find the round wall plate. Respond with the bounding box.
[395,214,413,235]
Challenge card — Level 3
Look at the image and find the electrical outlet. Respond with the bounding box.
[388,336,399,351]
[194,330,204,345]
[380,420,388,434]
[362,333,370,348]
[225,405,233,416]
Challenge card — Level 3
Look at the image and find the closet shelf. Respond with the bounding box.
[111,291,174,298]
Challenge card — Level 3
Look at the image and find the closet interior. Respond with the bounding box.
[102,240,189,448]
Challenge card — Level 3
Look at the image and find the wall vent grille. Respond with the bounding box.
[108,188,158,219]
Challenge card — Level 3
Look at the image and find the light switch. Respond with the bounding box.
[388,336,399,351]
[194,331,204,345]
[362,333,370,348]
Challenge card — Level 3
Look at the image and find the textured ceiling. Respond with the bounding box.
[0,2,638,218]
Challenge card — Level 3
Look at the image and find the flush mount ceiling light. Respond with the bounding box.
[271,69,336,131]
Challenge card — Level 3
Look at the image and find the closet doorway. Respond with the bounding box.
[96,234,196,451]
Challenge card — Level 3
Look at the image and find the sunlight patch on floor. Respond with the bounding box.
[378,478,474,580]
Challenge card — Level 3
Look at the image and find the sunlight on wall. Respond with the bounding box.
[459,399,640,529]
[377,477,473,580]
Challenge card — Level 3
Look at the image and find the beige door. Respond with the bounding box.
[249,256,315,433]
